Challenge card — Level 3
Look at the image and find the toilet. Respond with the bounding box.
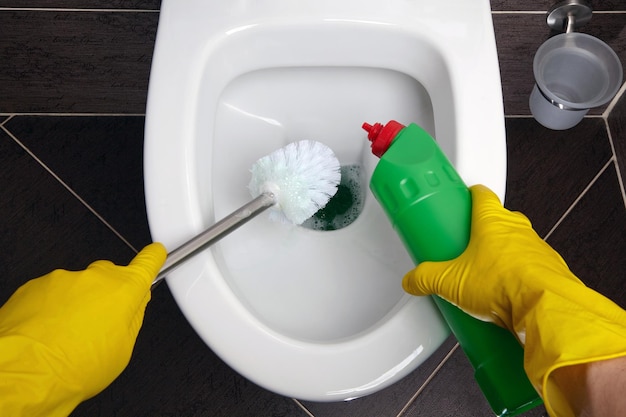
[144,0,506,402]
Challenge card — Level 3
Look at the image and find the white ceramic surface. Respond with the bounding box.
[144,0,506,401]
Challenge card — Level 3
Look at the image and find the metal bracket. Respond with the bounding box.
[547,0,593,33]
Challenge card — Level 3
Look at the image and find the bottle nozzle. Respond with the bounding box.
[362,120,405,157]
[362,122,383,139]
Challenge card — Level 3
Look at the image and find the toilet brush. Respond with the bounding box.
[151,140,341,289]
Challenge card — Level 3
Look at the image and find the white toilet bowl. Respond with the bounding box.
[144,0,506,401]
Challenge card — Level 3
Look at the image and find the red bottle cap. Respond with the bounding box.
[362,120,405,157]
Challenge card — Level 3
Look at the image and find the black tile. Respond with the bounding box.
[490,0,624,11]
[301,336,458,417]
[0,126,133,303]
[401,345,548,417]
[489,0,548,11]
[0,10,157,113]
[493,13,547,116]
[0,0,160,8]
[504,118,612,237]
[72,285,311,417]
[546,164,626,308]
[608,90,626,187]
[4,116,152,249]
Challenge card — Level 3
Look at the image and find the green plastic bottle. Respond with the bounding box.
[363,120,542,416]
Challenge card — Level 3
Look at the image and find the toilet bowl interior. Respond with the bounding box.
[183,23,455,344]
[144,14,503,399]
[210,66,435,342]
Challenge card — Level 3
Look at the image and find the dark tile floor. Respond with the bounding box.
[0,114,624,416]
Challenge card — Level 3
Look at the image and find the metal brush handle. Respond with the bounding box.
[151,192,275,290]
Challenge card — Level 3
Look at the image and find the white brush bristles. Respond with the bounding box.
[248,140,341,225]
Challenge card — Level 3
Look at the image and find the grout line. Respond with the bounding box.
[543,158,614,241]
[1,8,616,14]
[0,123,140,254]
[491,10,626,14]
[505,114,603,119]
[0,115,13,127]
[491,11,547,14]
[602,81,626,119]
[395,342,461,417]
[0,7,158,12]
[587,10,626,14]
[0,113,145,117]
[613,159,626,210]
[604,118,626,209]
[292,399,316,417]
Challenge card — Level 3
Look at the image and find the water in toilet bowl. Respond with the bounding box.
[208,66,435,342]
[303,164,365,231]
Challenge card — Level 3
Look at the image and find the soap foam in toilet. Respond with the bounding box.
[303,165,364,231]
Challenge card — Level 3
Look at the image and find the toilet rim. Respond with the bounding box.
[145,14,506,402]
[168,253,449,400]
[146,20,506,210]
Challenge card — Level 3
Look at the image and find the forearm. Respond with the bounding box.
[551,356,626,417]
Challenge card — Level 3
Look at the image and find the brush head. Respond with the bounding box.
[248,140,341,225]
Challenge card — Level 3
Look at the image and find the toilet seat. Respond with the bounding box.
[145,0,505,401]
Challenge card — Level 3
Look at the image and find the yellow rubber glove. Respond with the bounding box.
[403,185,626,417]
[0,242,166,417]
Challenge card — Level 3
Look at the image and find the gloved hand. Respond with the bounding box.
[403,185,626,417]
[0,242,166,417]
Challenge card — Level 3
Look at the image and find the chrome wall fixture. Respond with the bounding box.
[529,0,623,130]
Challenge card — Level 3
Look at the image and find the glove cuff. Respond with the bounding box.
[514,284,626,417]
